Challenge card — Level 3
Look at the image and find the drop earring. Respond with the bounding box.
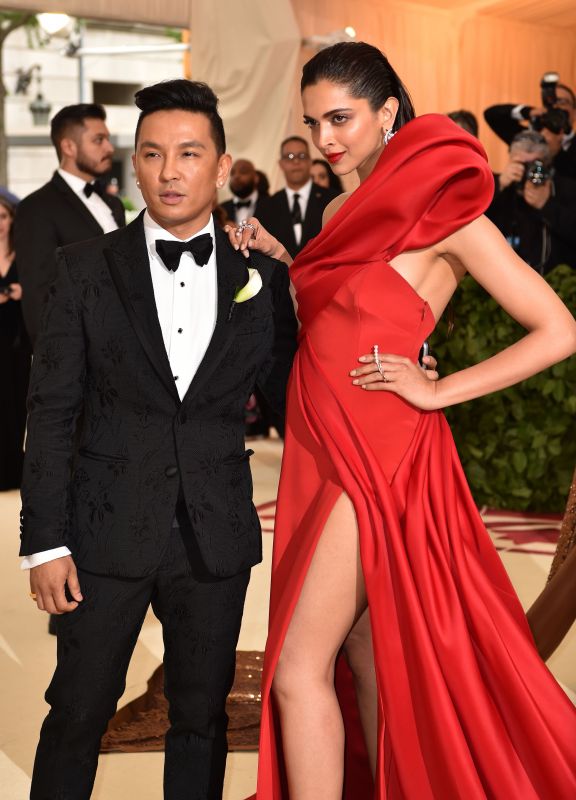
[383,128,396,146]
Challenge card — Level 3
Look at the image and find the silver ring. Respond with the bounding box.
[238,221,256,235]
[372,344,387,381]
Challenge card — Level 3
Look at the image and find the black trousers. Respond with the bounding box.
[30,519,251,800]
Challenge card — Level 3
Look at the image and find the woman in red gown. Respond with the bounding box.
[233,42,576,798]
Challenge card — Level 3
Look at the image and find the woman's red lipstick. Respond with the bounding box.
[326,152,345,165]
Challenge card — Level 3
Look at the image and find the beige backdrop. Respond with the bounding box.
[2,0,576,174]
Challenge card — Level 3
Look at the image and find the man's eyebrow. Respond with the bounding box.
[139,139,207,149]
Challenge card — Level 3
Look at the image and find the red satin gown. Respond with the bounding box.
[254,115,576,798]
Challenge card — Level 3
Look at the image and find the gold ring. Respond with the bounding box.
[29,592,37,600]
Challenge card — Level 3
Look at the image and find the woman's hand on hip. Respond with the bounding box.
[350,352,442,411]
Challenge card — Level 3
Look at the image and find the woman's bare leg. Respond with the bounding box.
[272,492,367,800]
[343,609,378,776]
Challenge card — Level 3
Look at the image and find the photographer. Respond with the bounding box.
[486,131,576,274]
[484,74,576,180]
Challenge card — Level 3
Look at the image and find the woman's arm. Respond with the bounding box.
[434,215,576,407]
[352,215,576,409]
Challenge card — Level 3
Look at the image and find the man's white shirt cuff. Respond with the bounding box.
[21,547,72,570]
[511,104,528,120]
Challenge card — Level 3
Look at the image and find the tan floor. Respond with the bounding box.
[1,438,574,799]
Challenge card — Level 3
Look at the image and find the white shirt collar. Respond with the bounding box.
[285,179,313,204]
[562,129,575,150]
[143,210,215,268]
[58,168,93,195]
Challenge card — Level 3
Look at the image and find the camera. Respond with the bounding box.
[531,72,571,135]
[522,159,551,186]
[0,286,12,296]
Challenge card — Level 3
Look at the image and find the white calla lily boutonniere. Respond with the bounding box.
[228,268,262,321]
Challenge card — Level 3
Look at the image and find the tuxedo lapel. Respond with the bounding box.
[181,226,249,406]
[103,194,126,228]
[104,213,180,403]
[51,172,104,237]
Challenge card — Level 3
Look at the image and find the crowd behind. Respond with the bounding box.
[1,74,575,488]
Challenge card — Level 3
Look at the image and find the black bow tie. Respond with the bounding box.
[234,199,252,208]
[83,181,105,199]
[155,234,214,271]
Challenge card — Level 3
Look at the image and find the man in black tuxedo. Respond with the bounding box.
[220,158,270,225]
[14,103,126,347]
[484,83,576,181]
[259,136,339,258]
[20,80,297,799]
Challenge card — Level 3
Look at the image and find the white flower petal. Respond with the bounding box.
[234,268,263,303]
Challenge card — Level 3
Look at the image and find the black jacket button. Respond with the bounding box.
[165,465,179,478]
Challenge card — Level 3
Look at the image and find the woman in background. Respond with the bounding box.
[0,195,30,490]
[311,157,344,193]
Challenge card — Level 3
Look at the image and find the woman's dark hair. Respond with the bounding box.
[312,158,344,193]
[301,42,415,132]
[134,79,226,155]
[255,169,270,196]
[0,195,16,254]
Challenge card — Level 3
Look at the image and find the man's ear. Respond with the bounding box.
[59,136,77,161]
[216,153,232,188]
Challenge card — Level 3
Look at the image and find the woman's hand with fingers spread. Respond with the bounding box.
[223,217,288,261]
[349,352,442,411]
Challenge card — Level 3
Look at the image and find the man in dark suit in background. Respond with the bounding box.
[485,130,576,274]
[259,136,338,258]
[484,83,576,181]
[14,103,126,347]
[20,79,297,800]
[221,157,270,225]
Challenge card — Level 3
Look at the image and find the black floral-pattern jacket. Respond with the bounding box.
[19,214,297,578]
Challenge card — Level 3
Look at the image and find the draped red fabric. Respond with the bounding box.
[251,115,576,799]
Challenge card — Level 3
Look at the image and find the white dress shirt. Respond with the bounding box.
[21,211,218,570]
[231,189,258,223]
[57,169,119,234]
[285,179,313,246]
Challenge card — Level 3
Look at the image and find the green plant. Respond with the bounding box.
[431,265,576,512]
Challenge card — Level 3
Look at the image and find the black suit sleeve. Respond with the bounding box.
[14,197,61,347]
[254,256,298,422]
[20,248,86,556]
[484,104,530,145]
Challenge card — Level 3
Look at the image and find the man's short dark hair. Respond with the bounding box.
[50,103,107,160]
[447,109,478,138]
[280,136,309,156]
[134,80,226,156]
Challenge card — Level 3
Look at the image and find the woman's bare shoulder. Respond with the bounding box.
[322,193,351,227]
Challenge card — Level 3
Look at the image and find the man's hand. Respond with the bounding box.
[523,180,552,210]
[498,160,526,191]
[30,555,83,614]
